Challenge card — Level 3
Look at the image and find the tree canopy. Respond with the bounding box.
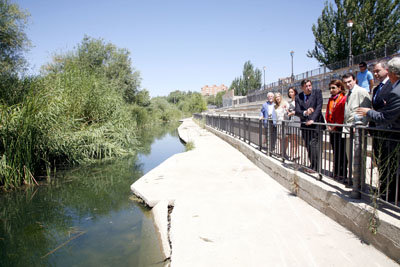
[308,0,400,67]
[0,0,30,74]
[43,36,142,104]
[229,61,262,96]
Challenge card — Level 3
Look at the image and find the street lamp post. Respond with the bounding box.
[347,19,354,67]
[290,51,294,82]
[246,75,250,95]
[263,66,266,90]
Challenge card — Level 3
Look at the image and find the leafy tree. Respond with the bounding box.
[43,36,141,104]
[215,91,225,107]
[135,89,150,107]
[229,61,262,96]
[167,90,188,104]
[188,92,207,113]
[0,0,30,74]
[206,95,216,105]
[308,0,400,67]
[230,77,242,96]
[0,0,31,104]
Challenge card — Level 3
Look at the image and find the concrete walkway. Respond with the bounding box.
[131,118,397,267]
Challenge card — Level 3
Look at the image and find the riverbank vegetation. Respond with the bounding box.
[0,1,206,189]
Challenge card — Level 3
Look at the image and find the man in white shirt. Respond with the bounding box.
[342,73,371,185]
[343,73,371,129]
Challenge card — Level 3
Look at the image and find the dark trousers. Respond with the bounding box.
[264,121,277,152]
[372,132,400,202]
[329,130,348,178]
[301,126,320,171]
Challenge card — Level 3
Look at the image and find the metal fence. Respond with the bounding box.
[193,113,400,211]
[231,42,400,107]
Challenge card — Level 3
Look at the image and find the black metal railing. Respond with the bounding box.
[193,113,400,210]
[227,43,400,108]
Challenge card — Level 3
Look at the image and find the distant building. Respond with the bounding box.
[201,84,228,96]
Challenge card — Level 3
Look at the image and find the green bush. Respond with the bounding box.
[0,40,140,188]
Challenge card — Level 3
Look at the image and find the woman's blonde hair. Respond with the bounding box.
[274,92,287,108]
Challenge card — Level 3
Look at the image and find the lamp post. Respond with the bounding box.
[290,51,294,82]
[246,75,250,95]
[263,66,266,90]
[347,19,353,67]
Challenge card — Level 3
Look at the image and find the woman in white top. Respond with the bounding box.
[274,93,287,124]
[274,93,288,155]
[285,87,300,160]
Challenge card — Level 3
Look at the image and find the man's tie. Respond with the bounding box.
[373,82,384,103]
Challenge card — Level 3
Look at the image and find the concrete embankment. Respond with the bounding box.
[131,118,398,266]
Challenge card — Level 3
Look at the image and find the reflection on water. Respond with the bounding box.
[0,122,184,267]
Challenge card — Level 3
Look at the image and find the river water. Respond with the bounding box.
[0,123,185,267]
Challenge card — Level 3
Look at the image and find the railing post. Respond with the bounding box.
[228,115,231,135]
[351,123,363,199]
[243,114,246,143]
[248,118,251,144]
[267,119,271,156]
[238,116,241,139]
[361,127,367,192]
[317,124,323,181]
[230,115,233,135]
[348,127,354,186]
[259,119,262,151]
[281,121,286,161]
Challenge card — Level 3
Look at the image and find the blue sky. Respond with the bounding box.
[17,0,326,97]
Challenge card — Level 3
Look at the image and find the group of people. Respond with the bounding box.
[259,57,400,202]
[259,88,300,160]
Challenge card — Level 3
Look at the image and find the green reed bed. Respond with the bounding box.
[0,66,138,189]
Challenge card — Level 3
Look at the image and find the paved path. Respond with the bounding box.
[131,118,396,267]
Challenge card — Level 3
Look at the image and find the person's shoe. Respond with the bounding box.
[292,156,300,161]
[283,154,290,160]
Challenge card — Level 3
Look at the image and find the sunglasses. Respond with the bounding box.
[329,86,337,89]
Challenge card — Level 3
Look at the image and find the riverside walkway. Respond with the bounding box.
[131,118,397,266]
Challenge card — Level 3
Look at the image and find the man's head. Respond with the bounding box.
[373,61,389,82]
[267,92,275,103]
[388,57,400,84]
[342,73,356,90]
[301,79,312,95]
[359,61,368,72]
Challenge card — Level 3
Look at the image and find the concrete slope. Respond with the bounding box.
[131,118,396,267]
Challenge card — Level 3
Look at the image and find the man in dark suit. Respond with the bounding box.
[295,79,325,173]
[369,61,393,199]
[357,57,400,202]
[371,61,392,119]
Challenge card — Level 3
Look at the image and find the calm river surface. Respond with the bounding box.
[0,123,185,267]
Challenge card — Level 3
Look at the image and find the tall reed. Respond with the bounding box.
[0,63,138,189]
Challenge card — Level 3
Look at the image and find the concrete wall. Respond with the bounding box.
[206,125,400,264]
